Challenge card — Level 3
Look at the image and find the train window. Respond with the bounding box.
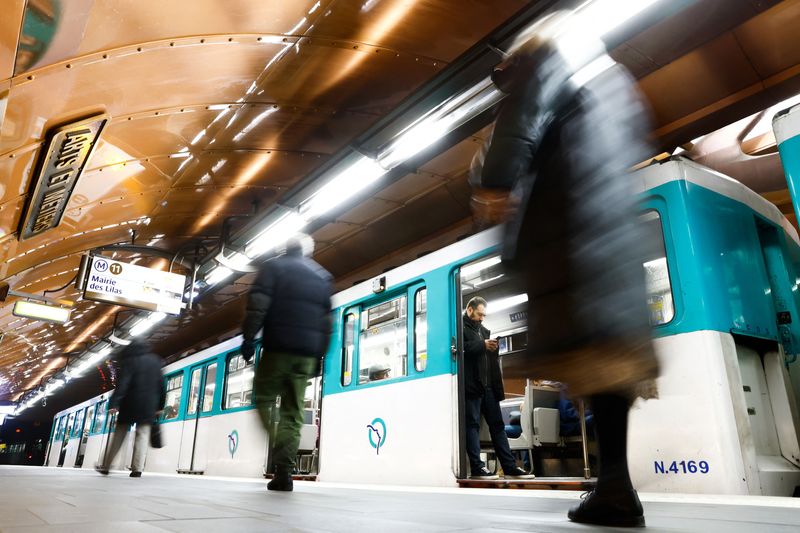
[414,288,428,372]
[223,353,254,409]
[83,405,94,436]
[359,296,408,383]
[342,312,356,386]
[92,401,107,432]
[72,408,85,438]
[202,363,217,413]
[187,368,202,415]
[163,373,183,420]
[641,211,675,325]
[56,416,66,439]
[64,413,75,441]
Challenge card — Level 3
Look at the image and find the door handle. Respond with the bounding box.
[451,336,458,360]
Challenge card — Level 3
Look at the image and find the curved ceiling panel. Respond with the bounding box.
[13,0,322,74]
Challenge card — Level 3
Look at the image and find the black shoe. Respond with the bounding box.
[503,466,535,479]
[267,472,293,492]
[129,471,142,478]
[470,467,499,480]
[568,489,645,527]
[95,466,109,475]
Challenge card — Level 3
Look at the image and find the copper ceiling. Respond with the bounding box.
[2,0,800,411]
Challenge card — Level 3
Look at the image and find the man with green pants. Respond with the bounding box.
[241,234,333,492]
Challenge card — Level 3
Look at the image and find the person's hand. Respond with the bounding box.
[241,340,255,362]
[470,187,515,226]
[485,339,499,352]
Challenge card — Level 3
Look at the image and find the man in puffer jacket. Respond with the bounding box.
[470,13,659,528]
[241,234,333,492]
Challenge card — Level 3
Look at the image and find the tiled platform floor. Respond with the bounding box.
[1,465,799,532]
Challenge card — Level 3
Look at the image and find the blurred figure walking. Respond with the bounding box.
[96,339,165,477]
[470,13,659,528]
[241,234,333,492]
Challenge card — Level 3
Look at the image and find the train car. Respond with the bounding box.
[318,157,800,495]
[47,337,321,478]
[47,157,800,496]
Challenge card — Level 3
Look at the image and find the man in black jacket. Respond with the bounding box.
[241,234,333,492]
[96,339,165,477]
[463,296,533,480]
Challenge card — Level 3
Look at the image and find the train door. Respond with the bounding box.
[57,412,75,467]
[75,404,94,467]
[177,360,217,473]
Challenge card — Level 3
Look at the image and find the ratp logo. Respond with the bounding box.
[227,430,239,459]
[366,417,386,455]
[94,259,108,272]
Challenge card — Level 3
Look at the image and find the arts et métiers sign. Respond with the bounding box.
[19,114,107,240]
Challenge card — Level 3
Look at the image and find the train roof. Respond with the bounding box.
[634,158,800,247]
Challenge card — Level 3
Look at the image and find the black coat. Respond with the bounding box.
[463,314,505,400]
[472,40,659,396]
[242,249,333,358]
[109,341,165,424]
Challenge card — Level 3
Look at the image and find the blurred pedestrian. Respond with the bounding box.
[241,234,333,492]
[470,12,659,528]
[96,339,165,477]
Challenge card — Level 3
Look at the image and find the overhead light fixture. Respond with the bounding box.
[109,333,131,346]
[214,251,258,273]
[461,256,502,277]
[128,312,167,337]
[12,301,71,324]
[204,265,234,286]
[244,212,308,259]
[489,293,528,313]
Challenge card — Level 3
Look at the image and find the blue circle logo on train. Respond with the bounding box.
[228,430,239,459]
[366,418,386,454]
[94,259,108,272]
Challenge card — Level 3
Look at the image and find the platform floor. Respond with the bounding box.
[1,466,799,532]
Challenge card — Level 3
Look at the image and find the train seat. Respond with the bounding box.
[479,385,561,451]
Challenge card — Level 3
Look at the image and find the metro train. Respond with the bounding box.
[45,157,800,496]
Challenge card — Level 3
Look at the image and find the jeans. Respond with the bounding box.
[255,353,317,472]
[101,422,150,472]
[465,387,517,472]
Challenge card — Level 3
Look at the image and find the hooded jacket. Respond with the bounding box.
[242,249,334,358]
[109,340,165,424]
[463,314,505,400]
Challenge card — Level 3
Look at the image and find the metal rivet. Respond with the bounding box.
[170,42,175,47]
[257,37,262,42]
[200,39,205,44]
[229,37,234,42]
[103,54,108,59]
[137,47,142,52]
[27,75,34,80]
[66,63,72,68]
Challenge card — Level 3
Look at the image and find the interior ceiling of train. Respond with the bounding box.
[1,0,799,411]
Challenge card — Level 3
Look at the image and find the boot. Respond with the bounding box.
[267,469,293,492]
[568,488,644,527]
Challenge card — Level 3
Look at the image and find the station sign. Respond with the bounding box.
[19,114,107,240]
[82,256,185,315]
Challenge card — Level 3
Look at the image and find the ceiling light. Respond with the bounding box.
[300,158,386,219]
[214,251,257,273]
[204,265,234,286]
[244,212,308,258]
[12,301,71,324]
[489,293,528,313]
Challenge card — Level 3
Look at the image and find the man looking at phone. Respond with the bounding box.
[463,296,534,479]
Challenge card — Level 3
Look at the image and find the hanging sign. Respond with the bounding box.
[83,256,185,315]
[19,114,107,240]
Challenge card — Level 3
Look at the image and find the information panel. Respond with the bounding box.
[83,257,185,315]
